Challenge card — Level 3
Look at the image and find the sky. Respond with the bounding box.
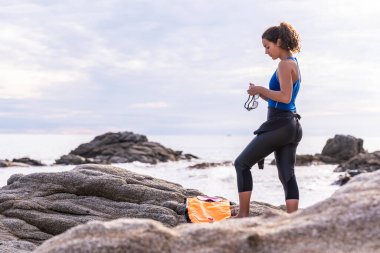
[0,0,379,137]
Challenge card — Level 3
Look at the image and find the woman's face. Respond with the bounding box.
[262,38,280,60]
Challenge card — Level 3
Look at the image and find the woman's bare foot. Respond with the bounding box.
[233,191,252,218]
[231,211,249,218]
[231,214,249,218]
[285,199,299,213]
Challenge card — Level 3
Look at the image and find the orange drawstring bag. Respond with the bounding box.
[185,196,231,223]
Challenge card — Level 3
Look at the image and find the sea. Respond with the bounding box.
[0,134,379,208]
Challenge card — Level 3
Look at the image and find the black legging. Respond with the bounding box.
[234,114,302,200]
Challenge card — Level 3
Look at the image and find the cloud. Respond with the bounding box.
[0,0,379,135]
[129,101,169,109]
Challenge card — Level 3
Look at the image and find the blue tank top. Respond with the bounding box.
[268,56,301,112]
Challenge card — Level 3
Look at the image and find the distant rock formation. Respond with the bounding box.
[271,154,325,166]
[55,131,198,165]
[188,161,232,169]
[335,150,380,173]
[271,135,366,167]
[32,169,380,253]
[0,165,281,253]
[0,157,46,167]
[332,151,380,185]
[316,134,365,164]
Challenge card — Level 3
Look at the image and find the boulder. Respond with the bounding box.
[55,131,198,165]
[0,165,280,253]
[33,170,380,253]
[319,134,365,164]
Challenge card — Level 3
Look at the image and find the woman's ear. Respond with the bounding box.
[276,38,281,47]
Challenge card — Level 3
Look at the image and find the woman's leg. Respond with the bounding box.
[234,131,289,217]
[275,143,300,213]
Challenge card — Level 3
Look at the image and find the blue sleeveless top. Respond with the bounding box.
[268,56,301,112]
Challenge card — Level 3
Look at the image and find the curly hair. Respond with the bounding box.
[262,22,301,53]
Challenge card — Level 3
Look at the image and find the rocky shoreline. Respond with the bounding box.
[1,133,379,185]
[0,131,198,168]
[0,164,379,253]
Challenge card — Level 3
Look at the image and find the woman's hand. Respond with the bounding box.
[247,83,261,96]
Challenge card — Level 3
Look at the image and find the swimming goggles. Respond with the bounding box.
[244,94,259,111]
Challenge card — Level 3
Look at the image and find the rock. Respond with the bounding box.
[294,154,314,166]
[55,154,100,165]
[333,173,351,186]
[314,153,341,164]
[0,159,11,167]
[56,131,198,165]
[12,158,46,166]
[0,165,280,252]
[270,154,325,166]
[320,134,365,164]
[183,153,199,160]
[33,170,380,253]
[0,159,30,168]
[0,215,38,253]
[269,135,367,167]
[334,151,380,173]
[188,161,232,169]
[333,169,364,186]
[230,201,285,218]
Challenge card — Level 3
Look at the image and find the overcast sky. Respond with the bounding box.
[0,0,379,137]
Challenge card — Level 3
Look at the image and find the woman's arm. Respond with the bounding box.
[259,94,269,101]
[249,61,293,103]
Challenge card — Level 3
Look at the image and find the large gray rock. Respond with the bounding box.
[319,134,365,164]
[33,170,380,253]
[55,131,198,165]
[0,165,281,253]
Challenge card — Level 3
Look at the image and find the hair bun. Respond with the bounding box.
[262,22,301,53]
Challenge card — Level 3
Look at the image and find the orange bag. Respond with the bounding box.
[185,196,231,223]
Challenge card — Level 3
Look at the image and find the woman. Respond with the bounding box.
[234,22,303,217]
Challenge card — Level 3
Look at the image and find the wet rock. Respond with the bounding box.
[333,173,351,186]
[188,161,232,169]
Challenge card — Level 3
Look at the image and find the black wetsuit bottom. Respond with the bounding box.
[234,108,302,200]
